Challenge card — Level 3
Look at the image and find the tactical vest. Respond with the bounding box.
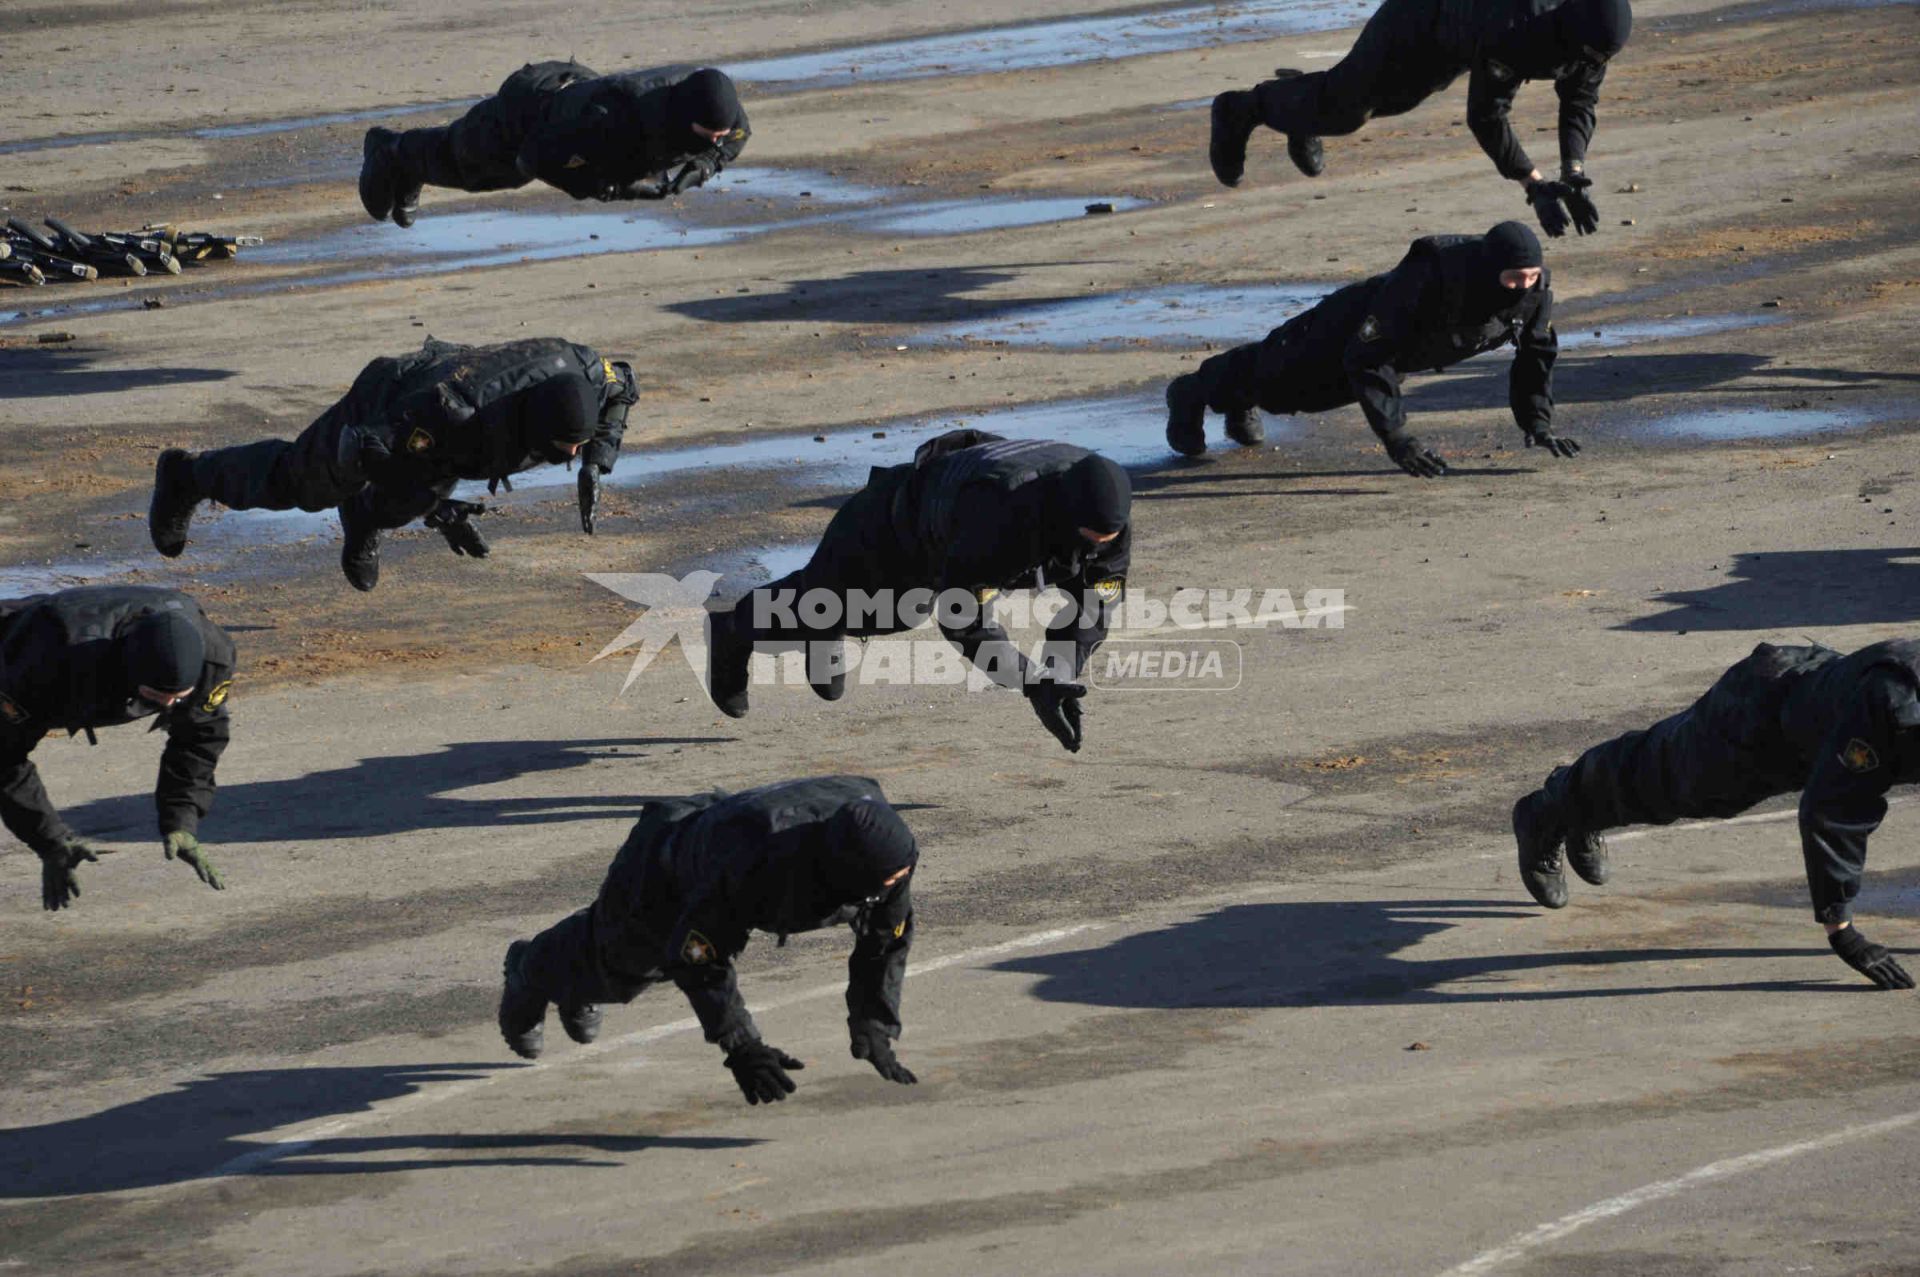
[910,435,1091,550]
[387,336,601,442]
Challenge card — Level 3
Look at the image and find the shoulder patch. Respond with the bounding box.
[680,929,717,964]
[601,357,619,384]
[203,680,233,713]
[728,127,748,141]
[974,586,1000,608]
[1094,577,1126,603]
[1839,738,1880,773]
[893,919,907,939]
[1486,58,1515,81]
[0,695,29,727]
[404,427,435,455]
[564,154,587,169]
[1358,315,1381,342]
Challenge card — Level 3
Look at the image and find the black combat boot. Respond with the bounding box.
[1165,374,1209,457]
[558,1002,603,1045]
[499,940,547,1059]
[1209,91,1260,188]
[1512,790,1569,908]
[1287,134,1325,178]
[358,128,400,222]
[148,448,203,557]
[338,497,382,592]
[808,639,848,703]
[706,608,753,718]
[1224,407,1265,448]
[1566,825,1610,886]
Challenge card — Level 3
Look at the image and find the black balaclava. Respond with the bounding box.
[122,609,203,694]
[517,373,601,464]
[669,69,740,135]
[819,798,919,906]
[1556,0,1633,64]
[1057,454,1131,539]
[1477,220,1544,311]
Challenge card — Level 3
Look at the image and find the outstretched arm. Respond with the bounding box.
[1466,63,1536,182]
[1510,287,1572,453]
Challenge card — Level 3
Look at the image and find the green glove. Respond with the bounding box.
[164,830,224,891]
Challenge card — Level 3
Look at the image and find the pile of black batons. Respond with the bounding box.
[1,216,262,286]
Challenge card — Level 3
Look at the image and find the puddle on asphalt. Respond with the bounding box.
[918,283,1325,348]
[0,557,155,597]
[1559,313,1786,351]
[863,195,1151,236]
[734,0,1378,89]
[4,181,1147,328]
[915,289,1783,353]
[1630,404,1884,441]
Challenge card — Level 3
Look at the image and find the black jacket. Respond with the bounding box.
[0,587,234,854]
[1393,0,1611,180]
[1768,640,1920,923]
[343,338,631,489]
[599,777,915,1052]
[515,65,751,201]
[1336,235,1557,445]
[893,431,1130,686]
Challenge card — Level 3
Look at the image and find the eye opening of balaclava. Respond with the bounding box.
[122,608,203,700]
[670,68,741,136]
[1057,454,1131,541]
[519,373,601,464]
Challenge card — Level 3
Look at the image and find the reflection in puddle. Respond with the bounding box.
[918,283,1324,347]
[1632,405,1882,441]
[734,0,1378,88]
[863,196,1150,236]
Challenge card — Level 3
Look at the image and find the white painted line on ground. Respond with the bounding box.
[1435,1108,1920,1276]
[204,922,1105,1182]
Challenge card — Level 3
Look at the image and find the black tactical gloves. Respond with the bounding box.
[1830,926,1916,990]
[666,155,719,196]
[1027,679,1088,753]
[164,830,225,891]
[1387,434,1451,478]
[724,1041,805,1104]
[849,1020,918,1085]
[38,838,100,912]
[426,498,490,558]
[1559,172,1600,236]
[1525,177,1598,239]
[578,467,601,535]
[1525,427,1582,458]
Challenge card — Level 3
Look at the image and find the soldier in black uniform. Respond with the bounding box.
[1514,639,1920,990]
[147,337,638,591]
[498,776,921,1104]
[705,430,1132,753]
[1164,221,1577,471]
[1209,0,1632,239]
[1,586,235,911]
[358,62,750,227]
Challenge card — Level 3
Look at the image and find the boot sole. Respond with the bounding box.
[148,448,196,558]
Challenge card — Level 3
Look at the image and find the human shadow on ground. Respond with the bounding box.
[1406,351,1920,413]
[663,265,1089,326]
[994,899,1839,1009]
[0,1063,761,1197]
[58,736,729,844]
[1617,548,1920,632]
[0,346,237,398]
